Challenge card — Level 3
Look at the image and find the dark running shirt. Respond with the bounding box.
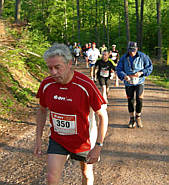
[95,59,115,78]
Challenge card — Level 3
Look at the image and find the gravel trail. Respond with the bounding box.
[0,62,169,185]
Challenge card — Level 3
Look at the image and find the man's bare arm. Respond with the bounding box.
[34,105,48,156]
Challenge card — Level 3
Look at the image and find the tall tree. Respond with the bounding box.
[15,0,21,23]
[64,0,68,43]
[140,0,144,50]
[95,0,99,45]
[156,0,162,60]
[124,0,130,46]
[0,0,4,16]
[76,0,80,42]
[135,0,140,46]
[106,0,110,48]
[167,46,169,65]
[72,0,76,42]
[102,0,106,44]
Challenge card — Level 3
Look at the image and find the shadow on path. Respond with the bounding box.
[102,150,169,163]
[0,117,36,126]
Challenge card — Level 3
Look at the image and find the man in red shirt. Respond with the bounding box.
[34,43,108,185]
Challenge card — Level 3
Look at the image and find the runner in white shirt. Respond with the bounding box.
[109,44,120,86]
[73,46,81,66]
[86,42,100,80]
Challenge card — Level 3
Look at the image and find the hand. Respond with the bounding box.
[34,138,42,157]
[86,145,102,164]
[133,72,143,77]
[124,75,131,81]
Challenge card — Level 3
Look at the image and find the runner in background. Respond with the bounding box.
[109,44,119,64]
[34,43,108,185]
[86,42,100,80]
[99,43,107,57]
[73,45,81,66]
[88,42,92,49]
[82,43,90,68]
[77,42,81,50]
[116,41,153,128]
[73,42,77,49]
[67,42,73,52]
[109,44,120,86]
[94,50,116,103]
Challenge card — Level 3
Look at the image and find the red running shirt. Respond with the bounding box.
[37,71,106,153]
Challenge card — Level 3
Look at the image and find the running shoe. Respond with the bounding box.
[136,116,143,128]
[128,117,136,128]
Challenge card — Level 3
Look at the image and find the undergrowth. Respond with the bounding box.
[149,64,169,89]
[0,20,50,116]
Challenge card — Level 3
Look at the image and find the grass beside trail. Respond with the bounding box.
[149,64,169,89]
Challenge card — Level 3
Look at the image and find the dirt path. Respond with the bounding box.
[0,61,169,185]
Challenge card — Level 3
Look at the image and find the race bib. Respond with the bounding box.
[89,60,96,64]
[100,69,109,77]
[111,53,117,60]
[51,111,77,135]
[129,77,139,85]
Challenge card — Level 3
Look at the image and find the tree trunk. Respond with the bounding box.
[156,0,162,61]
[118,1,121,46]
[167,46,169,65]
[103,0,106,44]
[15,0,21,23]
[135,0,140,47]
[89,3,93,41]
[118,13,121,39]
[106,0,110,49]
[82,0,85,28]
[76,0,80,43]
[0,0,4,16]
[140,0,144,50]
[64,0,68,43]
[72,0,75,42]
[95,0,99,45]
[124,0,130,45]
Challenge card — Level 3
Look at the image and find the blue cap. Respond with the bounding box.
[128,41,137,52]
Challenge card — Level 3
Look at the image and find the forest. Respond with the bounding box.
[1,1,169,184]
[0,0,169,61]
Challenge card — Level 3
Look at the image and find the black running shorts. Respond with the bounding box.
[47,137,89,162]
[98,77,110,87]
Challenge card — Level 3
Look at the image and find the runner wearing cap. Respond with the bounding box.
[116,41,153,128]
[109,44,120,86]
[109,44,119,64]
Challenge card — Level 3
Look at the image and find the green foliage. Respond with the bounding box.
[0,97,14,108]
[0,19,50,114]
[1,1,15,18]
[10,85,33,105]
[0,0,169,95]
[2,0,168,59]
[0,97,15,114]
[149,64,169,89]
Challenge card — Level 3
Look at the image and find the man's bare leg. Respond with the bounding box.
[102,85,108,103]
[80,162,94,185]
[47,154,67,185]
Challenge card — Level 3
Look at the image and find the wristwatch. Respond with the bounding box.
[96,142,103,147]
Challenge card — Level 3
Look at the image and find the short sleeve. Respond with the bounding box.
[36,81,47,108]
[88,80,107,112]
